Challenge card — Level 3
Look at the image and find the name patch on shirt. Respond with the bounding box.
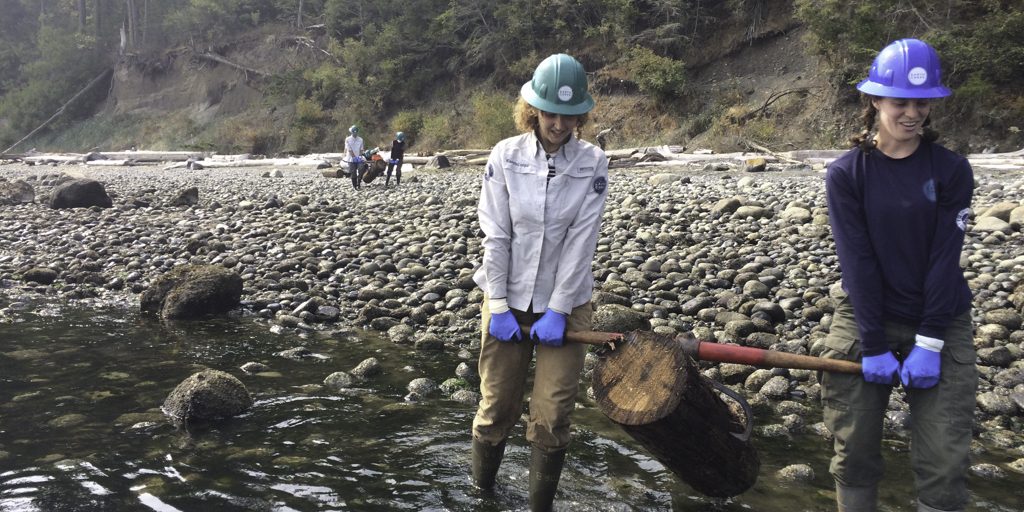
[956,208,969,231]
[593,176,607,194]
[504,158,530,168]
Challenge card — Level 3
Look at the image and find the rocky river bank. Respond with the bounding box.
[1,159,1023,483]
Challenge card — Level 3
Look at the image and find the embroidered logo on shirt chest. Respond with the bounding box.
[922,179,936,202]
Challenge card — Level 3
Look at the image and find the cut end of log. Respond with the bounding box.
[592,330,689,425]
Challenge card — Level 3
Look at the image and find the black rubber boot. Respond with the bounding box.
[836,482,878,512]
[471,438,506,490]
[529,446,566,512]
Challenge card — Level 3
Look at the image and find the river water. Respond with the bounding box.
[1,302,1020,511]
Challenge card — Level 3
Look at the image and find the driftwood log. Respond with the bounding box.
[591,330,760,497]
[8,146,1022,171]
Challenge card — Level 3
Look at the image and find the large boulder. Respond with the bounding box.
[168,186,199,207]
[140,264,243,319]
[592,303,650,333]
[425,155,450,168]
[0,179,35,205]
[979,201,1020,222]
[47,178,113,209]
[162,370,252,425]
[23,267,59,285]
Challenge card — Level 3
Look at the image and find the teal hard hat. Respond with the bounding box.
[520,54,595,116]
[396,132,405,142]
[349,125,359,134]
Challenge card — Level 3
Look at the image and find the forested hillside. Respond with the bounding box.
[1,0,1021,155]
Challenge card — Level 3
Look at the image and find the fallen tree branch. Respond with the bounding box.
[3,69,113,154]
[741,139,802,164]
[281,35,339,64]
[737,87,810,124]
[195,51,267,78]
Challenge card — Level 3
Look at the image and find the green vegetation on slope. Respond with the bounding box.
[1,0,1021,153]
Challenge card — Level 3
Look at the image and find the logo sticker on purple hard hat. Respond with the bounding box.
[907,67,928,86]
[557,85,573,102]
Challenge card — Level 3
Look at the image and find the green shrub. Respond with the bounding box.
[285,125,320,154]
[294,98,329,126]
[419,114,455,152]
[469,91,516,148]
[391,111,424,146]
[624,46,686,100]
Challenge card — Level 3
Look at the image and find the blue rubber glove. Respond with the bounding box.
[531,308,567,347]
[861,351,900,385]
[488,310,522,343]
[900,335,943,389]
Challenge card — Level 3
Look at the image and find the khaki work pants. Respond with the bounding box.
[820,296,976,511]
[472,299,591,452]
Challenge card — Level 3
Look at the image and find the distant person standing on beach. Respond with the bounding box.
[385,131,405,188]
[821,38,976,512]
[471,53,608,511]
[344,125,364,190]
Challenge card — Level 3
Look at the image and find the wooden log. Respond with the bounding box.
[23,154,85,165]
[591,330,759,497]
[403,156,431,165]
[439,149,491,157]
[362,160,386,182]
[85,159,130,166]
[97,150,206,162]
[195,51,267,77]
[185,157,329,168]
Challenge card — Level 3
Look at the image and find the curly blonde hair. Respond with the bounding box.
[513,98,590,137]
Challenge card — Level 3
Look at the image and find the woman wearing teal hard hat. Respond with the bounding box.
[470,53,608,511]
[821,38,975,512]
[344,124,365,190]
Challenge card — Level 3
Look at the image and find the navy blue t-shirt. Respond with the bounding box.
[825,141,973,356]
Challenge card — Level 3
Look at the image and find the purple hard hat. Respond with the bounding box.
[856,38,951,99]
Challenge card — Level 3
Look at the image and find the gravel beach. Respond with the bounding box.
[1,159,1022,475]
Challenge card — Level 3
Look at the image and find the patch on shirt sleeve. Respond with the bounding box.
[592,176,607,194]
[485,163,494,181]
[956,208,970,231]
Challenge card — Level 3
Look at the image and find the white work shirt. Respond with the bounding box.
[473,131,609,314]
[344,135,364,162]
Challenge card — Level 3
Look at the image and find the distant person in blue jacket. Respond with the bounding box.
[821,38,976,512]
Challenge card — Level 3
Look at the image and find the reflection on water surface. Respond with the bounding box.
[0,304,1020,511]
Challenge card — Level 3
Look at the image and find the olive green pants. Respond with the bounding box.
[472,299,591,451]
[820,297,976,511]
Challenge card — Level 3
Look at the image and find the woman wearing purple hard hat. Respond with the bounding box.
[821,38,975,512]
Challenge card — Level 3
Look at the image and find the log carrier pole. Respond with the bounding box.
[507,326,862,497]
[557,329,862,374]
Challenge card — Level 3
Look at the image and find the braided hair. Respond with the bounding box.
[849,95,940,153]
